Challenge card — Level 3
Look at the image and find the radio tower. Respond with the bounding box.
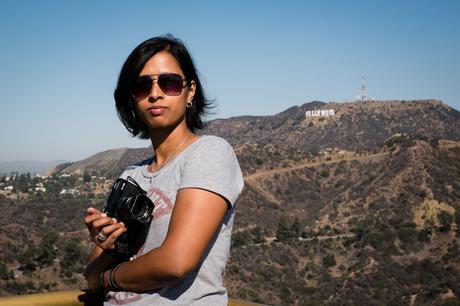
[360,75,367,101]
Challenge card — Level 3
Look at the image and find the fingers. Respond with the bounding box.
[99,222,125,238]
[84,207,103,227]
[96,222,127,250]
[84,212,106,228]
[89,217,117,243]
[84,207,128,250]
[92,217,117,230]
[84,207,117,240]
[103,223,128,249]
[87,207,100,214]
[85,216,115,241]
[84,208,115,232]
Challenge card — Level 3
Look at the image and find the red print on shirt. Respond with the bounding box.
[107,291,142,304]
[147,187,174,221]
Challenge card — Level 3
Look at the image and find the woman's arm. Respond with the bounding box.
[85,248,120,291]
[104,187,228,292]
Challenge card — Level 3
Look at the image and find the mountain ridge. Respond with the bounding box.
[202,99,459,150]
[55,99,459,177]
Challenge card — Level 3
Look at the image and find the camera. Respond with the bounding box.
[102,176,154,260]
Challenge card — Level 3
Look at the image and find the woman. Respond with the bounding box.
[84,35,244,305]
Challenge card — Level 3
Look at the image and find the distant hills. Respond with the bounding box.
[56,147,152,178]
[0,160,67,175]
[4,99,458,177]
[54,99,459,178]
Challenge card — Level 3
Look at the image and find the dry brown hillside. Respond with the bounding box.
[1,100,459,305]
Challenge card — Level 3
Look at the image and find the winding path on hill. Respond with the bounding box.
[263,233,357,243]
[243,151,388,206]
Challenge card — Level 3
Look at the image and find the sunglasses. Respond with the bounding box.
[131,73,187,101]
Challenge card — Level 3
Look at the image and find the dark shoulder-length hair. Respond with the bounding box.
[114,34,213,139]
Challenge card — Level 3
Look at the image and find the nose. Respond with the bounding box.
[148,79,162,101]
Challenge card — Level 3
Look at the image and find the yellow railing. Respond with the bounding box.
[0,291,82,306]
[0,291,266,306]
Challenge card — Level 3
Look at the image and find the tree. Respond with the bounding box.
[18,246,38,266]
[291,218,302,238]
[17,231,59,268]
[83,172,91,182]
[322,253,336,268]
[0,262,11,280]
[17,174,30,193]
[232,231,253,247]
[251,226,265,243]
[439,211,453,232]
[60,238,84,271]
[37,230,59,266]
[37,246,57,266]
[276,217,292,241]
[308,144,320,156]
[41,230,59,248]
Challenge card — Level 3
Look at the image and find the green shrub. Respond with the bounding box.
[397,227,418,244]
[322,254,336,268]
[0,262,11,280]
[60,237,84,271]
[439,211,454,232]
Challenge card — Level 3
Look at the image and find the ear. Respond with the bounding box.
[187,80,196,103]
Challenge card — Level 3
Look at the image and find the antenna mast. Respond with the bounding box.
[360,75,367,101]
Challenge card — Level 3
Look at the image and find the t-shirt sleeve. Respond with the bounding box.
[178,137,244,208]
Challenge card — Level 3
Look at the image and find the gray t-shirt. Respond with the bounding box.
[105,135,244,306]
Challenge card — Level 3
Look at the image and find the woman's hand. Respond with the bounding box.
[84,207,126,294]
[84,207,127,250]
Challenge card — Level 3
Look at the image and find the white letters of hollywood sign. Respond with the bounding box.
[305,109,335,117]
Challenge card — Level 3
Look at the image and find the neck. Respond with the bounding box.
[149,121,193,166]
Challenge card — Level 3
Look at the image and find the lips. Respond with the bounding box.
[148,106,166,115]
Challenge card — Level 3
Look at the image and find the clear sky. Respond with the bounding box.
[1,0,459,163]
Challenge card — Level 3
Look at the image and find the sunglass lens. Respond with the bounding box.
[132,76,152,100]
[158,74,183,96]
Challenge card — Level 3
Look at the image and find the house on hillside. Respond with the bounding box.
[60,188,78,195]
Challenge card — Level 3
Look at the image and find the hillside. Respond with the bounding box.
[225,137,460,305]
[54,99,459,178]
[58,147,152,178]
[0,99,459,305]
[204,99,460,151]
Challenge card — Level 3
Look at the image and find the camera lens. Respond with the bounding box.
[120,194,154,223]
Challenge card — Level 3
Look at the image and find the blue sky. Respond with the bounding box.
[1,0,459,163]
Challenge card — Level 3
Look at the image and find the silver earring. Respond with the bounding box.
[186,101,193,108]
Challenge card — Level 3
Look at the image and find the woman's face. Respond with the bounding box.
[134,51,196,132]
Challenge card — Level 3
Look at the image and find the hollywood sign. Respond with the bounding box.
[305,109,335,117]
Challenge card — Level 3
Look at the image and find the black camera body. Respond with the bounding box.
[102,176,154,260]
